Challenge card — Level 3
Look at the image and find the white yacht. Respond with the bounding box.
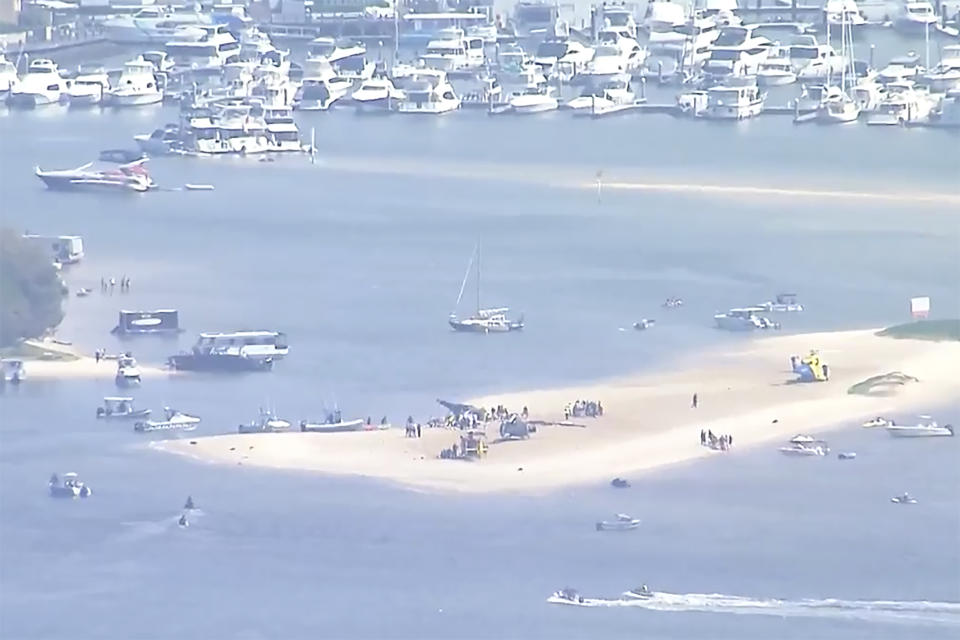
[141,51,175,74]
[533,38,595,81]
[702,78,765,120]
[165,25,241,72]
[67,67,110,106]
[7,59,68,106]
[824,0,866,27]
[756,46,798,86]
[134,408,201,433]
[262,106,304,152]
[865,81,936,125]
[0,54,19,97]
[420,27,485,74]
[852,78,886,111]
[703,26,774,79]
[599,4,639,39]
[216,104,269,154]
[795,83,844,113]
[922,45,960,92]
[238,408,291,434]
[397,70,461,114]
[877,54,923,84]
[566,76,635,115]
[714,307,780,330]
[102,6,208,44]
[779,443,828,456]
[109,57,163,107]
[296,56,353,111]
[115,354,142,387]
[644,0,687,51]
[307,37,366,65]
[930,88,960,127]
[886,417,954,437]
[351,77,405,112]
[664,13,722,65]
[509,83,559,113]
[893,1,938,34]
[792,42,845,82]
[580,29,646,82]
[250,65,295,109]
[497,44,547,89]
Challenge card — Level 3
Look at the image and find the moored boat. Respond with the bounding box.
[96,396,151,419]
[49,472,91,498]
[134,408,200,432]
[885,417,953,437]
[596,513,641,531]
[238,408,291,433]
[622,585,655,600]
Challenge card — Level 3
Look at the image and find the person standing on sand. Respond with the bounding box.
[700,429,705,445]
[416,423,421,438]
[692,393,698,409]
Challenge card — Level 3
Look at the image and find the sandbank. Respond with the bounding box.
[8,340,171,381]
[154,329,959,494]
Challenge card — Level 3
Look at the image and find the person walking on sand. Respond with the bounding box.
[691,393,698,409]
[700,429,706,445]
[95,349,101,363]
[416,423,421,438]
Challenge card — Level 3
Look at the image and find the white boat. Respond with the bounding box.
[262,107,304,152]
[166,25,241,72]
[922,45,960,92]
[449,243,523,333]
[115,354,142,387]
[397,70,461,115]
[296,57,353,111]
[419,27,485,74]
[168,330,288,371]
[877,54,923,84]
[714,307,780,331]
[566,76,636,115]
[217,104,269,153]
[0,54,18,97]
[549,588,585,604]
[757,293,803,312]
[580,29,646,82]
[135,407,201,433]
[893,1,938,35]
[645,0,687,52]
[461,75,505,109]
[701,78,765,120]
[599,4,639,40]
[102,6,208,44]
[6,59,68,106]
[141,51,175,74]
[351,77,405,112]
[595,513,641,531]
[885,417,954,437]
[702,26,774,79]
[67,67,110,106]
[109,57,163,107]
[930,87,960,127]
[817,15,861,124]
[238,408,291,434]
[824,0,866,27]
[299,413,365,433]
[622,585,655,600]
[509,83,559,114]
[533,37,595,81]
[496,44,546,90]
[795,83,844,113]
[756,47,798,86]
[779,443,828,456]
[865,81,936,125]
[49,472,91,498]
[135,124,182,155]
[96,397,152,420]
[306,37,366,65]
[792,43,845,82]
[891,493,918,504]
[863,417,891,428]
[35,160,154,193]
[851,78,886,111]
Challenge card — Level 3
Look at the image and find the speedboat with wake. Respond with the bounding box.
[633,319,655,331]
[885,416,953,438]
[549,588,585,604]
[891,492,918,504]
[622,584,654,600]
[35,159,155,193]
[596,513,640,531]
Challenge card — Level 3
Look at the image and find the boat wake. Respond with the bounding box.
[548,592,960,626]
[115,510,205,541]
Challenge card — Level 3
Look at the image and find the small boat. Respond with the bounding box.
[633,319,656,330]
[662,297,683,308]
[183,496,195,510]
[622,585,654,600]
[885,417,953,438]
[448,243,523,333]
[891,493,918,504]
[596,513,640,531]
[837,452,857,460]
[134,407,200,433]
[35,159,155,193]
[49,472,91,498]
[185,183,215,191]
[76,288,93,297]
[299,416,365,433]
[789,434,816,445]
[238,408,291,434]
[178,514,189,527]
[549,588,585,604]
[757,293,803,312]
[610,477,630,488]
[779,443,827,456]
[863,417,891,428]
[115,354,142,387]
[96,396,152,419]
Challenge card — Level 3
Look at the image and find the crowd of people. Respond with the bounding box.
[700,429,733,452]
[564,400,603,419]
[99,276,132,294]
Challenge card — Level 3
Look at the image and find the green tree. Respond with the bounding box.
[0,228,65,346]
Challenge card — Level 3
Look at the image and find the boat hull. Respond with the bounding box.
[300,419,365,433]
[111,92,163,107]
[449,320,523,333]
[168,353,274,372]
[885,427,953,437]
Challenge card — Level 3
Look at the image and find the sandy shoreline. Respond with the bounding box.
[154,329,959,494]
[10,340,171,381]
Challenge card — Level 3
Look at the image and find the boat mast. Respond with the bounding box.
[476,242,482,313]
[453,242,478,313]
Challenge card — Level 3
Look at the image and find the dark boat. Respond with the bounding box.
[168,352,274,372]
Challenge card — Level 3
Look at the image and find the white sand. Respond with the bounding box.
[14,340,171,380]
[155,330,959,494]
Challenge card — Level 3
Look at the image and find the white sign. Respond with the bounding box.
[910,296,930,318]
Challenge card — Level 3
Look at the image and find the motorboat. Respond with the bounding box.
[115,354,142,387]
[795,83,844,114]
[580,29,646,82]
[67,67,110,106]
[351,77,405,112]
[596,513,641,531]
[701,78,765,120]
[549,588,585,604]
[178,514,189,527]
[102,6,209,44]
[663,297,684,308]
[306,37,366,65]
[134,124,182,155]
[0,54,18,97]
[865,81,936,125]
[168,330,288,372]
[645,0,687,51]
[598,4,640,39]
[112,309,181,336]
[893,1,938,35]
[397,70,461,115]
[96,396,152,420]
[622,585,655,600]
[296,57,354,111]
[877,55,923,84]
[569,76,637,116]
[922,45,960,92]
[35,160,154,193]
[509,83,559,114]
[49,472,91,498]
[789,434,819,445]
[885,417,954,437]
[779,443,828,456]
[449,243,523,332]
[824,0,866,27]
[891,493,918,504]
[109,57,163,107]
[930,88,960,127]
[851,79,886,112]
[419,27,485,74]
[757,293,803,312]
[756,48,798,86]
[461,75,505,109]
[262,107,304,152]
[7,59,69,107]
[863,417,891,428]
[299,411,365,433]
[838,452,857,460]
[633,319,656,330]
[135,408,201,433]
[141,51,175,74]
[792,43,845,83]
[496,44,547,90]
[215,104,269,153]
[702,26,774,80]
[165,25,241,72]
[817,91,860,123]
[238,408,291,434]
[611,477,630,488]
[533,37,595,81]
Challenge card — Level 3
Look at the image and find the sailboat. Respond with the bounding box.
[817,7,860,124]
[448,243,524,333]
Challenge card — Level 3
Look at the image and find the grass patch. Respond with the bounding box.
[0,341,80,362]
[876,319,960,342]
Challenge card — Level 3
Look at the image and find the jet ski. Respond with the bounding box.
[622,585,654,600]
[596,513,641,531]
[610,477,630,489]
[178,514,189,527]
[891,493,917,504]
[550,588,585,604]
[837,452,857,460]
[633,319,656,331]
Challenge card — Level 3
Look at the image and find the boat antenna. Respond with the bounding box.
[453,242,478,312]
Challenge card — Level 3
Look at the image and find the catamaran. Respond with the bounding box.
[448,243,523,333]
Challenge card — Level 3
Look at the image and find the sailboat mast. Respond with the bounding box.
[476,243,481,313]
